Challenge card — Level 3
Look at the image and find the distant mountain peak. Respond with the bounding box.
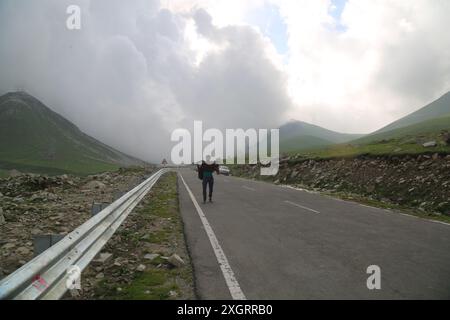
[0,92,145,175]
[278,119,364,153]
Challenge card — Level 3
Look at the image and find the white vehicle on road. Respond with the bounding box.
[219,165,230,176]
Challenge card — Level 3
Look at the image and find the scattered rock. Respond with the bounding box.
[422,141,437,148]
[30,228,43,235]
[168,254,185,268]
[290,170,299,179]
[0,208,5,225]
[136,264,146,272]
[95,272,105,279]
[30,191,59,202]
[2,243,15,250]
[92,252,113,265]
[84,181,106,190]
[144,253,160,261]
[169,290,178,297]
[15,246,31,255]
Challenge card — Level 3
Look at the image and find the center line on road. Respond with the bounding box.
[179,173,246,300]
[284,200,320,214]
[242,186,256,191]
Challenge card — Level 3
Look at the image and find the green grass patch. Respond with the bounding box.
[0,169,9,178]
[287,135,450,159]
[144,229,170,244]
[115,269,177,300]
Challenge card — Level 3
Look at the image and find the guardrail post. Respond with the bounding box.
[91,202,109,216]
[33,234,65,257]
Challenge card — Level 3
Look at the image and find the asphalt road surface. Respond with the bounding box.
[177,168,450,299]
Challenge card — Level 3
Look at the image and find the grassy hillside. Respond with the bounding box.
[354,114,450,145]
[281,135,334,152]
[0,91,145,175]
[283,92,450,158]
[375,91,450,133]
[279,120,364,152]
[288,116,450,159]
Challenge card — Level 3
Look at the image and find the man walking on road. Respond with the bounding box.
[197,155,219,204]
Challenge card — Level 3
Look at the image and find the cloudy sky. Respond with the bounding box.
[0,0,449,162]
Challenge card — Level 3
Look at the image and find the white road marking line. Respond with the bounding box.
[398,212,419,219]
[359,204,384,211]
[242,186,256,191]
[383,209,450,227]
[179,173,246,300]
[284,200,320,214]
[394,211,450,226]
[282,185,319,194]
[430,220,450,227]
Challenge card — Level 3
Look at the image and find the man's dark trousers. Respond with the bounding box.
[202,176,214,201]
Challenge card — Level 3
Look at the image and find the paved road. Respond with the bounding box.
[177,168,450,299]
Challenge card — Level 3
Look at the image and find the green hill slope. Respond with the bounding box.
[279,120,364,152]
[0,91,145,175]
[355,114,450,145]
[295,116,450,159]
[375,91,450,134]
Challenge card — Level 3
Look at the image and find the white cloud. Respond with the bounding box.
[165,0,450,133]
[0,0,448,163]
[278,0,450,132]
[0,0,291,162]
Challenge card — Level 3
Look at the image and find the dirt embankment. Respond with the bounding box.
[232,154,450,216]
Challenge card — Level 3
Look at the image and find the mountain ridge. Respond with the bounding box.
[0,91,145,175]
[374,91,450,134]
[279,120,364,152]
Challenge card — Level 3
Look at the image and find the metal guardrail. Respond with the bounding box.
[0,168,169,300]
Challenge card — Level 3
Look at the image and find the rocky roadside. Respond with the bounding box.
[0,167,154,280]
[231,153,450,219]
[72,172,194,300]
